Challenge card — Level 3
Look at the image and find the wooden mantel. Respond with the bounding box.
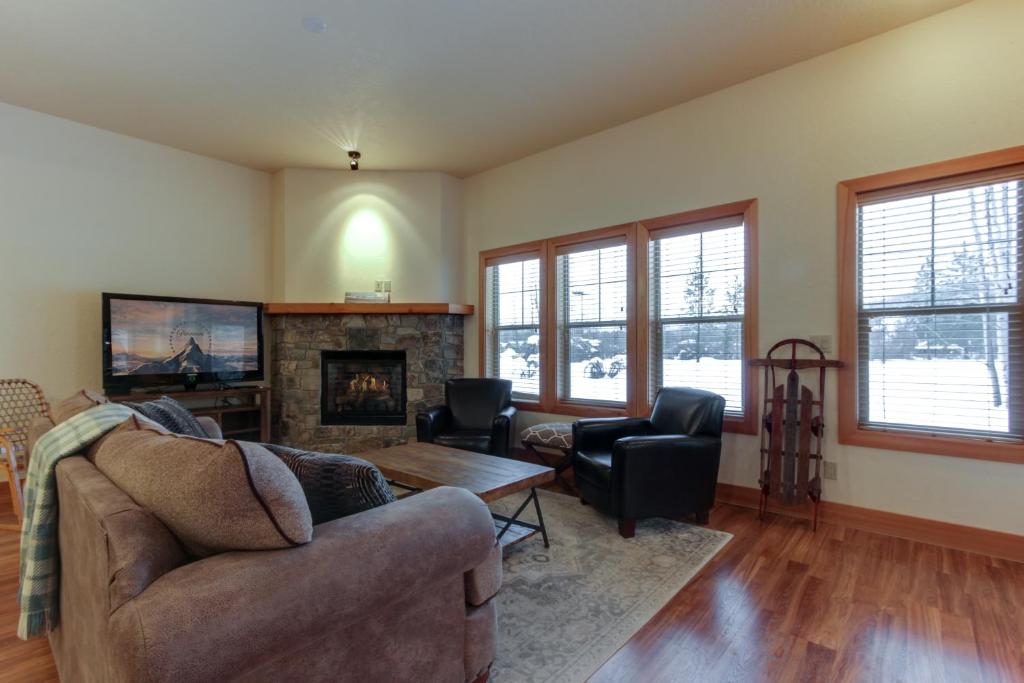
[264,302,474,315]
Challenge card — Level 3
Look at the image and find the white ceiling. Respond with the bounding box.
[0,0,966,176]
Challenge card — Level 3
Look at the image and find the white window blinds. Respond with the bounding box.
[648,217,746,415]
[556,240,628,404]
[856,168,1024,439]
[484,256,541,401]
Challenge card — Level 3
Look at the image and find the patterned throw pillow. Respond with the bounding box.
[260,443,396,525]
[124,395,208,438]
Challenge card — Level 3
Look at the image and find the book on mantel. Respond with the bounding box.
[344,292,390,304]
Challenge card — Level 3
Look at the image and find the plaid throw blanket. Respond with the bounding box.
[17,403,134,639]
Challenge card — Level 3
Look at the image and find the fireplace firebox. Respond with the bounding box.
[320,350,407,425]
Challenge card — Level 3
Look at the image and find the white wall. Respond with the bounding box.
[462,0,1024,534]
[0,102,271,401]
[271,168,464,303]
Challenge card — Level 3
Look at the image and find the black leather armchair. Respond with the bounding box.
[572,387,725,538]
[416,378,517,457]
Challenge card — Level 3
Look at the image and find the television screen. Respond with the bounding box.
[103,293,263,390]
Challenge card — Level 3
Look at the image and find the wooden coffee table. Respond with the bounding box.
[358,442,556,547]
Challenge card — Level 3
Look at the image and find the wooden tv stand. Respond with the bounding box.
[108,386,270,442]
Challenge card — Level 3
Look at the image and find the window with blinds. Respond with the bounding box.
[556,239,629,404]
[649,217,747,415]
[484,256,542,401]
[856,168,1023,440]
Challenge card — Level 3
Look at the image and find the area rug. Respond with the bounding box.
[488,490,732,683]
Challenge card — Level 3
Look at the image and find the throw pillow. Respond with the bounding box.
[53,389,108,424]
[93,416,312,557]
[123,395,208,438]
[27,415,56,457]
[260,443,396,525]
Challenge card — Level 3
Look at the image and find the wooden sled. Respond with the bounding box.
[751,339,841,531]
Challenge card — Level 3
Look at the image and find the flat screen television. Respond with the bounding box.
[103,293,264,394]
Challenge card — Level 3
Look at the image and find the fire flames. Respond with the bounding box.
[347,373,390,395]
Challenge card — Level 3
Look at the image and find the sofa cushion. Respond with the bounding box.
[465,541,502,607]
[124,395,208,438]
[464,599,498,683]
[93,418,312,557]
[259,444,396,525]
[27,414,56,459]
[53,389,108,424]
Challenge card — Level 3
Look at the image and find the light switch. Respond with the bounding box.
[809,334,833,354]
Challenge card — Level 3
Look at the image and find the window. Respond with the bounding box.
[478,199,757,429]
[648,216,748,416]
[482,251,543,402]
[838,147,1024,462]
[556,238,630,405]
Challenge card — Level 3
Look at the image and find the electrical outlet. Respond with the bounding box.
[809,334,833,354]
[823,461,838,480]
[382,280,392,293]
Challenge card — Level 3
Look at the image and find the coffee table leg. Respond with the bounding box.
[492,488,551,548]
[531,488,549,548]
[495,491,536,542]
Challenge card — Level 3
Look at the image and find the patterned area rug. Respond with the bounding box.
[488,490,732,683]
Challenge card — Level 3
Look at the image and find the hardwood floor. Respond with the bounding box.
[1,481,1021,683]
[588,504,1024,683]
[0,506,57,683]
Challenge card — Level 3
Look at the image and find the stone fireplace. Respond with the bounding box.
[321,350,407,425]
[269,312,464,453]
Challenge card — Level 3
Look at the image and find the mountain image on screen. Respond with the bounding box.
[129,337,231,374]
[108,298,260,377]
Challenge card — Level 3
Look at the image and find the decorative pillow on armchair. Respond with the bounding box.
[260,443,396,525]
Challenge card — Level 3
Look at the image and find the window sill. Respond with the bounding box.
[511,400,544,413]
[839,425,1024,465]
[723,415,758,436]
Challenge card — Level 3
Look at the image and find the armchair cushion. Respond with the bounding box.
[573,417,651,454]
[434,430,492,454]
[445,379,512,432]
[573,449,613,488]
[649,387,726,437]
[416,405,452,443]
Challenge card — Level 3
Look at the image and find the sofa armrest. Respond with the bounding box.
[195,416,223,439]
[573,417,651,455]
[490,405,517,457]
[109,486,496,682]
[416,405,452,443]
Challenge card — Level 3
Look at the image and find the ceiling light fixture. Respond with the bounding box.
[348,151,361,171]
[301,16,327,33]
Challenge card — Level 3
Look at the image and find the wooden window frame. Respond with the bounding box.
[837,145,1024,464]
[548,223,638,418]
[638,199,759,435]
[478,199,759,433]
[478,241,547,412]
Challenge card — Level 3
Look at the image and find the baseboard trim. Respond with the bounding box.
[716,483,1024,564]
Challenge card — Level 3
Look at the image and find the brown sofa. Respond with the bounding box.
[48,447,501,682]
